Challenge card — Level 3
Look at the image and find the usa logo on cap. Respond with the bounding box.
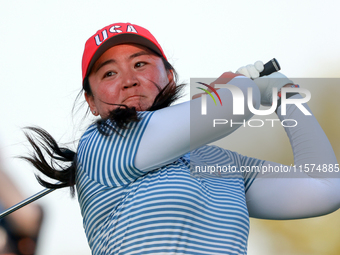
[81,22,167,84]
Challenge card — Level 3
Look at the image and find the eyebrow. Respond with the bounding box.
[128,51,152,60]
[94,50,152,74]
[94,59,116,73]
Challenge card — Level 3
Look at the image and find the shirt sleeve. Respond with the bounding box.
[77,111,155,187]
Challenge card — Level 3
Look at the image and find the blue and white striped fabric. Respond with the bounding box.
[76,111,264,255]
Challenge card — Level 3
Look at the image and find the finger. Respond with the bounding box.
[254,60,264,72]
[246,64,260,79]
[236,66,250,78]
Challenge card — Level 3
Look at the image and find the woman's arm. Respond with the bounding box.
[246,94,340,219]
[135,74,261,171]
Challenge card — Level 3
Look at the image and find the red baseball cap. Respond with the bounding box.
[81,22,167,85]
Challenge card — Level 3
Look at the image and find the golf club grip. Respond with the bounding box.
[259,58,280,77]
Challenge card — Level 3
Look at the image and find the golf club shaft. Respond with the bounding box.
[0,186,56,220]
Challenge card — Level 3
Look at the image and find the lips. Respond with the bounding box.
[123,95,143,103]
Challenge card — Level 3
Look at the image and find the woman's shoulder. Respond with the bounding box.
[77,111,157,158]
[79,111,154,141]
[80,123,97,140]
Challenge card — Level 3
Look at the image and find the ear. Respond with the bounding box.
[167,69,175,85]
[85,92,99,116]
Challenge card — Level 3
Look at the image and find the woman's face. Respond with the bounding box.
[86,44,173,118]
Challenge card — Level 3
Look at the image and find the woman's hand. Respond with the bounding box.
[236,61,264,79]
[236,61,294,106]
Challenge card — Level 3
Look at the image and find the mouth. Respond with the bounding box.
[123,95,144,102]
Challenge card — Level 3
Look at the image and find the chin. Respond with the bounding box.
[133,104,150,111]
[127,101,151,111]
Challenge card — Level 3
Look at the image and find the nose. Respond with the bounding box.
[121,70,139,89]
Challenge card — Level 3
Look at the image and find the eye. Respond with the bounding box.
[135,62,146,68]
[104,71,116,78]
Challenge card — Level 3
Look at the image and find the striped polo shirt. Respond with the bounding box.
[76,111,263,255]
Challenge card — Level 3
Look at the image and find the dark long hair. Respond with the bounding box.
[22,56,185,196]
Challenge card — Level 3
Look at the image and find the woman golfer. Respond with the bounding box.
[24,22,340,255]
